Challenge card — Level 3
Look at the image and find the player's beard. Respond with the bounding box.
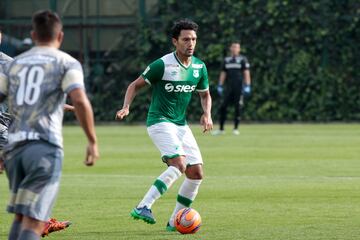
[185,49,194,57]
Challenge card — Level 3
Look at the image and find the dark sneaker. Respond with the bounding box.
[166,222,176,232]
[130,206,156,224]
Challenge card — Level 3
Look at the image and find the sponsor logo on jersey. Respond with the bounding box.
[165,83,196,93]
[170,70,178,76]
[191,63,203,69]
[225,63,242,69]
[17,55,56,64]
[166,64,179,67]
[193,69,199,78]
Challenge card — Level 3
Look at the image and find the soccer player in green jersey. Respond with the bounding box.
[116,19,213,231]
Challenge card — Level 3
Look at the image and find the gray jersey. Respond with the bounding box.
[0,52,13,71]
[0,52,13,113]
[0,46,84,150]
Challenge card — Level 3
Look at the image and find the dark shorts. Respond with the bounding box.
[223,90,242,105]
[4,141,63,221]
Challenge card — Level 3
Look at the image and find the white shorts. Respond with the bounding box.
[147,122,203,166]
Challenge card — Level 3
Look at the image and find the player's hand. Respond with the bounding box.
[0,158,4,174]
[200,113,213,133]
[115,107,129,120]
[243,84,251,96]
[217,85,224,96]
[64,104,75,112]
[84,142,99,166]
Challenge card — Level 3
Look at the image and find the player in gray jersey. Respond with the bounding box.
[0,29,13,154]
[0,10,99,240]
[0,29,16,176]
[0,30,12,114]
[0,28,74,238]
[0,29,17,173]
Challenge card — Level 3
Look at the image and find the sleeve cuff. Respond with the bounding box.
[143,78,151,86]
[196,88,209,92]
[64,84,85,94]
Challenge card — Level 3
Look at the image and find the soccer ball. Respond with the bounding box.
[174,208,201,234]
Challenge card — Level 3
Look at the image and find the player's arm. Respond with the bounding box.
[217,71,226,96]
[243,69,251,86]
[219,71,226,86]
[62,60,98,166]
[115,76,147,120]
[68,88,99,166]
[64,103,75,112]
[242,58,251,95]
[116,58,162,120]
[198,90,213,133]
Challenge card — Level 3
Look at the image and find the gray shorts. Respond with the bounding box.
[4,141,63,221]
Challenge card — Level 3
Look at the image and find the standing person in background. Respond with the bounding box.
[213,41,251,135]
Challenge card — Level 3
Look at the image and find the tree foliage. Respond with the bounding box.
[89,0,360,122]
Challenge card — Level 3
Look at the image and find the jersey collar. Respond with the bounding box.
[173,52,192,69]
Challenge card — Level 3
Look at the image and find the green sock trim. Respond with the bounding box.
[162,154,180,163]
[154,179,167,195]
[177,194,193,207]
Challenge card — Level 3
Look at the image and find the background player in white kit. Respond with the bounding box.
[116,19,212,231]
[0,10,98,240]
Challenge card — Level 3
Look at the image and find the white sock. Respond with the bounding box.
[168,178,202,226]
[138,166,182,209]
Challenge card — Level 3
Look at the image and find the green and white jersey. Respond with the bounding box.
[141,52,209,126]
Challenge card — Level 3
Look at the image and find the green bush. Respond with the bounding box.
[88,0,360,122]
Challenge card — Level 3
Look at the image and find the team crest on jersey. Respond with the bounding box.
[193,69,199,78]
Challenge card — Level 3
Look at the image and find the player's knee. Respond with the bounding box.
[185,165,204,180]
[190,171,203,180]
[15,214,23,222]
[168,156,186,173]
[174,162,186,173]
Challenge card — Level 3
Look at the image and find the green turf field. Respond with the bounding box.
[1,124,360,239]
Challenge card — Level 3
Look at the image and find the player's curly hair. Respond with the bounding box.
[171,19,198,40]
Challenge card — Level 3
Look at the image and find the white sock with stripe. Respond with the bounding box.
[168,178,202,227]
[137,166,182,209]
